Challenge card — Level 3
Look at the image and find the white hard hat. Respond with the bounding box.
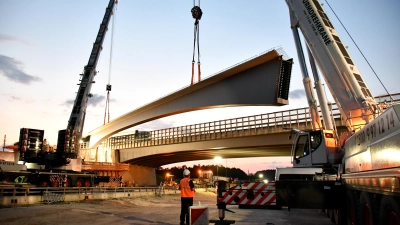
[183,169,190,176]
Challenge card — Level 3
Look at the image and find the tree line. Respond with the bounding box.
[156,164,276,184]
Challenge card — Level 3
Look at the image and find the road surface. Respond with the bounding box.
[0,190,334,225]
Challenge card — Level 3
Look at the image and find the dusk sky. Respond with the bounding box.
[1,0,399,173]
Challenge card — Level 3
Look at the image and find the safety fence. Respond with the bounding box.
[104,93,399,150]
[0,185,179,206]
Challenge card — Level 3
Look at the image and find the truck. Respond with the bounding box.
[217,1,399,224]
[0,0,128,188]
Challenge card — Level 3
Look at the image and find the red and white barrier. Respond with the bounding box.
[218,182,276,206]
[190,204,209,225]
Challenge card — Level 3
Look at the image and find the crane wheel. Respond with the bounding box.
[76,178,84,188]
[84,179,91,187]
[346,190,357,225]
[379,196,400,225]
[360,192,373,225]
[51,181,59,187]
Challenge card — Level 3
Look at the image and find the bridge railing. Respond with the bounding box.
[105,93,399,150]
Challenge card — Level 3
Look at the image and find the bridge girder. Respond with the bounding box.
[87,49,293,148]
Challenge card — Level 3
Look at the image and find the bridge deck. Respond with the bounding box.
[80,93,398,167]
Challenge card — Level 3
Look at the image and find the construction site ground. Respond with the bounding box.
[0,189,333,225]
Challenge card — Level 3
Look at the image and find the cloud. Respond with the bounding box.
[289,89,306,99]
[0,34,29,45]
[137,119,177,130]
[88,94,105,107]
[9,95,21,101]
[0,54,42,84]
[64,94,116,108]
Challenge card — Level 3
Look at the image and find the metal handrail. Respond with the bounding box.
[0,186,161,197]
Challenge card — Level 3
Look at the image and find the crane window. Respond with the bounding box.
[294,135,309,159]
[310,131,323,150]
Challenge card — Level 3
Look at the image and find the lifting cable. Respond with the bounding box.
[191,0,203,85]
[325,0,393,104]
[104,3,118,125]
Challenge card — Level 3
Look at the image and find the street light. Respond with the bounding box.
[214,156,222,182]
[259,174,263,181]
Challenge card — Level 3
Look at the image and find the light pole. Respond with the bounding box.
[259,173,263,181]
[214,156,222,182]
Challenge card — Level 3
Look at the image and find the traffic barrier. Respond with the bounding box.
[190,202,209,225]
[219,182,277,206]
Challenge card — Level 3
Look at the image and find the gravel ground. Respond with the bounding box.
[0,190,334,225]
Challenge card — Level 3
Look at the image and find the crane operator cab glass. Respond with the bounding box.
[293,130,327,167]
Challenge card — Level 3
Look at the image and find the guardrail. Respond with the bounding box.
[99,93,399,150]
[0,186,179,206]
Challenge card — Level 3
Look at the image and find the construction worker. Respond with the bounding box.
[179,169,195,225]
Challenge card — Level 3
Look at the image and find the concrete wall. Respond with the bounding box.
[0,151,16,161]
[123,164,157,186]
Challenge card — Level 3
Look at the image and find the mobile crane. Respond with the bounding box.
[216,1,399,224]
[4,0,123,188]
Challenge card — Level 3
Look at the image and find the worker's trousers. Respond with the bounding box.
[180,197,193,225]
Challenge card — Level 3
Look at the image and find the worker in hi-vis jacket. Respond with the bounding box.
[179,169,195,225]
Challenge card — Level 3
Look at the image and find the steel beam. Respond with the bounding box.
[87,49,292,148]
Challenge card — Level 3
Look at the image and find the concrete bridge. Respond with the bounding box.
[81,104,349,167]
[80,92,399,167]
[112,106,348,167]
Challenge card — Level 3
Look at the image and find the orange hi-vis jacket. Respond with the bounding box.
[180,178,195,198]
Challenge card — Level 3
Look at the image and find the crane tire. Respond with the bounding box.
[335,208,347,225]
[360,192,374,225]
[379,196,400,225]
[84,179,91,187]
[51,181,59,187]
[76,178,84,188]
[346,190,357,225]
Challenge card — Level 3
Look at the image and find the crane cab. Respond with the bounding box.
[292,130,342,167]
